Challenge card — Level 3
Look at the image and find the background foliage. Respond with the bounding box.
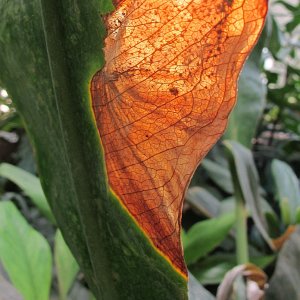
[0,0,300,299]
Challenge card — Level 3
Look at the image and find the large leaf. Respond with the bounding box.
[266,226,300,300]
[271,159,300,225]
[0,201,52,300]
[55,230,79,300]
[0,163,54,222]
[0,0,267,298]
[0,1,188,298]
[184,213,235,265]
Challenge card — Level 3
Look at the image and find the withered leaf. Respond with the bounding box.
[91,0,268,276]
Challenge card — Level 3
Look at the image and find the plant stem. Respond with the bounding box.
[236,196,249,265]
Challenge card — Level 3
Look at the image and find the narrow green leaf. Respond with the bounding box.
[201,159,233,194]
[184,213,235,265]
[185,187,221,218]
[55,230,79,300]
[224,140,273,249]
[0,201,52,300]
[271,159,300,224]
[0,163,54,222]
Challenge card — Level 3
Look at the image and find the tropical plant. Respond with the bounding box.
[1,0,300,300]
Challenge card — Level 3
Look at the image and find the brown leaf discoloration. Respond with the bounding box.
[91,0,268,275]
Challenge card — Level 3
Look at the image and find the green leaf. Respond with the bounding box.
[201,159,233,194]
[55,230,79,300]
[0,163,54,222]
[184,213,235,265]
[189,254,275,285]
[185,187,221,218]
[0,201,52,300]
[271,159,300,225]
[0,1,187,298]
[266,226,300,300]
[225,48,266,148]
[224,140,274,250]
[266,15,284,57]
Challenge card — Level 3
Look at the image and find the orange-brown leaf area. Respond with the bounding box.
[91,0,267,276]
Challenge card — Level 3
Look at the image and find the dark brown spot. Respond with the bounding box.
[169,87,179,96]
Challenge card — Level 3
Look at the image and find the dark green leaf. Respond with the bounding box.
[225,50,266,148]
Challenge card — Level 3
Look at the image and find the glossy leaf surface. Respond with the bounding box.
[92,0,268,274]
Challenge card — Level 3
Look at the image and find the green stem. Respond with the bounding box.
[236,196,249,265]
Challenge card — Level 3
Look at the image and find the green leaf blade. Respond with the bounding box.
[55,230,79,300]
[0,201,52,300]
[184,213,235,265]
[0,163,54,222]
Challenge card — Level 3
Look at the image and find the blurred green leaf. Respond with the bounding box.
[0,201,52,300]
[184,213,235,265]
[266,15,284,57]
[224,140,274,250]
[201,159,233,194]
[271,159,300,225]
[190,254,275,285]
[185,187,220,218]
[0,163,54,223]
[225,49,266,148]
[55,230,79,300]
[266,226,300,300]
